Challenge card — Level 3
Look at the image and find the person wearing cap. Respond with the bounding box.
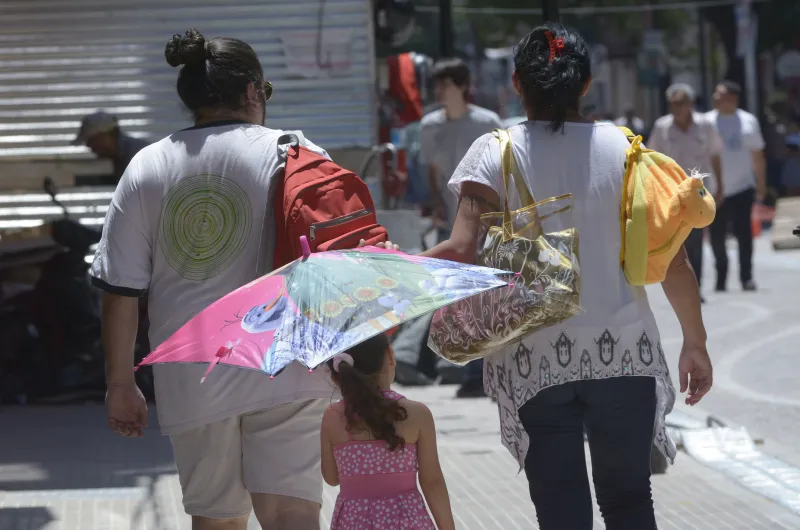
[73,111,150,184]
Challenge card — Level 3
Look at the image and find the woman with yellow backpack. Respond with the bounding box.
[419,22,714,530]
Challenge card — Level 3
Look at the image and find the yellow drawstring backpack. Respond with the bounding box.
[618,127,717,285]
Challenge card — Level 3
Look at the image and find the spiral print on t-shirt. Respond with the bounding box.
[158,174,252,281]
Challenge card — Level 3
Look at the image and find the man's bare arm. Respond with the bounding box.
[752,149,767,200]
[102,292,141,386]
[427,164,446,218]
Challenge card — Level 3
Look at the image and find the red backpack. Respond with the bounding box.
[272,134,389,269]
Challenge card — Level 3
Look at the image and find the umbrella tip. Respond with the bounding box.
[200,377,206,384]
[300,235,311,259]
[308,368,314,374]
[269,375,275,380]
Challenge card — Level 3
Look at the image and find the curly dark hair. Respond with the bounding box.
[513,22,591,132]
[327,334,408,451]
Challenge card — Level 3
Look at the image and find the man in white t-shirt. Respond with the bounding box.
[648,83,724,301]
[93,30,331,530]
[706,81,766,292]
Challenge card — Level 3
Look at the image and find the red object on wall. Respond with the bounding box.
[378,53,423,202]
[387,53,423,125]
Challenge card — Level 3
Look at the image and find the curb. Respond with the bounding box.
[665,404,765,450]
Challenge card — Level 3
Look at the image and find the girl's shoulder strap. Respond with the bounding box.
[383,390,405,401]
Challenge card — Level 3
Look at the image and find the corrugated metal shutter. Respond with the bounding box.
[0,0,376,161]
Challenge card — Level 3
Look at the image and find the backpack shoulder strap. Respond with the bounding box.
[617,126,636,143]
[619,132,646,265]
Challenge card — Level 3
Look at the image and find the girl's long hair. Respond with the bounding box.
[328,334,408,450]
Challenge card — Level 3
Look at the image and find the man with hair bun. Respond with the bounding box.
[647,83,724,300]
[91,28,331,530]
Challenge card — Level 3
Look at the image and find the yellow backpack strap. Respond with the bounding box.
[617,126,635,143]
[619,134,644,265]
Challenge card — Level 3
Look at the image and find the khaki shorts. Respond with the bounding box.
[170,399,327,519]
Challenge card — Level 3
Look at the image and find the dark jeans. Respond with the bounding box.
[710,187,755,288]
[519,377,657,530]
[684,228,704,288]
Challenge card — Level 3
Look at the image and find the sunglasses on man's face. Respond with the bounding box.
[261,80,273,101]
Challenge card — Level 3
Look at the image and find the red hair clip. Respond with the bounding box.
[545,31,565,62]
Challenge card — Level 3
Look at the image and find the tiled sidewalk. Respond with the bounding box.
[1,388,799,529]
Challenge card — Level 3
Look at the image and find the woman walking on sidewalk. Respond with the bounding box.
[421,23,713,529]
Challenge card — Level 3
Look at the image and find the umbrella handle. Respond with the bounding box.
[300,235,311,259]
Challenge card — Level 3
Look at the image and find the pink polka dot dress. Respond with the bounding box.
[329,391,436,530]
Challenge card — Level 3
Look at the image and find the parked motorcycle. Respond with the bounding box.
[0,178,153,404]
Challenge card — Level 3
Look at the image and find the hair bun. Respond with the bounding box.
[165,28,207,68]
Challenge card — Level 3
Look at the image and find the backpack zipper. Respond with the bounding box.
[648,220,687,257]
[309,209,372,241]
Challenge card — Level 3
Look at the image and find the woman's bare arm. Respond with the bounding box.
[420,181,500,264]
[662,246,706,347]
[661,246,712,405]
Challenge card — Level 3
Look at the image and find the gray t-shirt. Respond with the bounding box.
[91,122,336,435]
[418,105,502,226]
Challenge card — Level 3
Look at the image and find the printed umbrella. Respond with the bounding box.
[136,238,511,379]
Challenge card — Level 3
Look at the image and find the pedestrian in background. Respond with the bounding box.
[420,57,502,241]
[72,111,150,185]
[781,134,800,196]
[398,58,502,398]
[422,23,712,529]
[93,29,334,530]
[647,83,724,301]
[706,81,766,292]
[615,106,646,138]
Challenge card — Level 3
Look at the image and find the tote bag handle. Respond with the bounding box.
[493,128,536,241]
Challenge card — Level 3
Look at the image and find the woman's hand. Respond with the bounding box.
[358,239,400,251]
[678,343,712,406]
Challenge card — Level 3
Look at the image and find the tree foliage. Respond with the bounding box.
[464,0,692,52]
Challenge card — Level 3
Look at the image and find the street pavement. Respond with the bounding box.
[647,236,800,468]
[1,235,799,529]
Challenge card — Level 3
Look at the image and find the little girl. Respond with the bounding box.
[321,333,456,530]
